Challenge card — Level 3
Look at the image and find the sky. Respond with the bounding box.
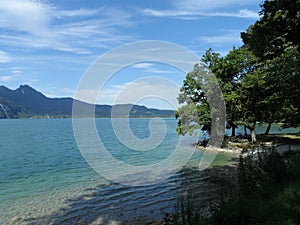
[0,0,261,109]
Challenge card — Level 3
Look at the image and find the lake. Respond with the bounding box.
[0,118,297,224]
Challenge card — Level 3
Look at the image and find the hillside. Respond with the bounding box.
[0,85,174,118]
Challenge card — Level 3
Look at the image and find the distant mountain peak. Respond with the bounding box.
[18,84,37,91]
[16,84,46,97]
[19,84,31,88]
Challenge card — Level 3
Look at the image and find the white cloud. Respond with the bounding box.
[207,9,259,19]
[131,63,172,74]
[0,33,93,54]
[0,51,13,63]
[0,0,135,54]
[53,19,135,50]
[131,63,153,69]
[0,74,19,82]
[142,8,259,19]
[55,8,99,18]
[174,0,258,11]
[237,9,260,19]
[141,0,259,20]
[0,0,51,36]
[198,31,243,46]
[142,9,197,18]
[11,68,22,74]
[0,66,24,83]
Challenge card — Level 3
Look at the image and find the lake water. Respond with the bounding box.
[0,118,297,224]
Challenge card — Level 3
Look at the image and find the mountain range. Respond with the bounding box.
[0,85,174,118]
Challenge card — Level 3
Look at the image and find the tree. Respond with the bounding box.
[176,62,212,135]
[175,58,226,147]
[241,0,300,132]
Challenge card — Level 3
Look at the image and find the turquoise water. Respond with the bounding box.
[1,118,295,224]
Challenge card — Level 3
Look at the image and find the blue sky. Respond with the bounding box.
[0,0,261,109]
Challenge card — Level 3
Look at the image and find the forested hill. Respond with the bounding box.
[0,85,174,118]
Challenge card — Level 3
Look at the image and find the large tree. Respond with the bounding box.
[242,0,300,131]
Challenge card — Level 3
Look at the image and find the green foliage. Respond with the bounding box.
[238,70,266,140]
[242,0,300,60]
[237,0,300,135]
[240,0,300,131]
[175,103,204,135]
[260,46,300,127]
[176,62,225,136]
[215,48,257,136]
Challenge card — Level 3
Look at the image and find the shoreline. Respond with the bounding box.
[197,145,242,154]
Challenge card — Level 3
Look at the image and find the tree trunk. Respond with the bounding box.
[251,128,257,143]
[244,125,247,136]
[264,122,272,135]
[231,126,236,137]
[247,122,256,143]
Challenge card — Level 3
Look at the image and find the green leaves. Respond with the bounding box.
[242,0,300,60]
